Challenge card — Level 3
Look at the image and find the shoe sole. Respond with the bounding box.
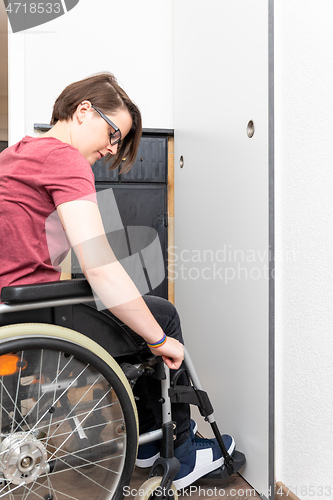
[136,421,198,468]
[173,437,236,491]
[136,450,160,468]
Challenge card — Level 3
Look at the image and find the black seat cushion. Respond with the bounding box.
[1,278,93,304]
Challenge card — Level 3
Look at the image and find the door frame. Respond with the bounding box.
[268,0,275,496]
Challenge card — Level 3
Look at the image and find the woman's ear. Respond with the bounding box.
[76,101,92,124]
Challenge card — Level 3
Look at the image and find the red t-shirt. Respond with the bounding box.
[0,136,96,291]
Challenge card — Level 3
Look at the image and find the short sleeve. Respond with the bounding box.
[41,146,97,207]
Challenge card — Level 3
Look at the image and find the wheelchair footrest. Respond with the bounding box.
[203,450,246,480]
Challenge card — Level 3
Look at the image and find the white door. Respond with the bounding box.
[173,1,273,498]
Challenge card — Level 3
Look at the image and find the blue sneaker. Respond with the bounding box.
[173,432,236,490]
[136,420,198,468]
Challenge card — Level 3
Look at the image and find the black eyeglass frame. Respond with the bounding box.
[91,104,122,146]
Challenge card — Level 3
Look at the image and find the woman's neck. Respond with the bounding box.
[42,120,73,146]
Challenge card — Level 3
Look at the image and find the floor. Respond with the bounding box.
[128,467,262,500]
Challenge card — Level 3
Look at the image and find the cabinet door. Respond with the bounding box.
[111,185,168,299]
[174,1,273,498]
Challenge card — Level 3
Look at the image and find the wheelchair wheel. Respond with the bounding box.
[135,477,178,500]
[0,323,138,500]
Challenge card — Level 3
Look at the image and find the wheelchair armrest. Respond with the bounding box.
[1,278,93,304]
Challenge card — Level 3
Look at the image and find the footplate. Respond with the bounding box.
[203,450,246,479]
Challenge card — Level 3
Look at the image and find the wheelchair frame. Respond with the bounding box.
[0,279,245,499]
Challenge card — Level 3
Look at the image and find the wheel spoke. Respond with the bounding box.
[47,387,112,461]
[0,378,32,433]
[0,484,9,495]
[36,349,44,427]
[26,362,90,442]
[13,354,75,432]
[45,473,59,500]
[43,352,62,443]
[21,400,119,440]
[10,352,25,433]
[43,415,122,442]
[44,372,102,448]
[45,434,125,473]
[21,476,44,500]
[52,454,114,493]
[47,451,125,477]
[0,482,25,498]
[31,479,83,500]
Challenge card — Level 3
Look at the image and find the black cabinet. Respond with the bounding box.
[93,136,167,184]
[72,133,171,299]
[0,141,8,153]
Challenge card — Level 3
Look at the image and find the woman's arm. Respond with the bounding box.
[57,200,184,369]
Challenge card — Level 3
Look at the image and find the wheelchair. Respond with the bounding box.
[0,278,245,500]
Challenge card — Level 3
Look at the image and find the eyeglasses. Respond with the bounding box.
[91,104,122,146]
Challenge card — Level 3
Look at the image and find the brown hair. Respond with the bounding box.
[50,72,142,173]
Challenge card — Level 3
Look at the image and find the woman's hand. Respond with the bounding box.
[150,336,184,370]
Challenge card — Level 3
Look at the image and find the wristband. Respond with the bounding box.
[147,333,167,348]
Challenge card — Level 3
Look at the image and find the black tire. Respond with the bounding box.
[0,323,139,500]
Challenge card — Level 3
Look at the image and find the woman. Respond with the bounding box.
[0,72,234,490]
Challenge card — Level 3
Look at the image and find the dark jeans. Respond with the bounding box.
[114,295,191,447]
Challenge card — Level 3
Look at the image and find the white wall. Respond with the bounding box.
[275,1,333,497]
[8,0,173,145]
